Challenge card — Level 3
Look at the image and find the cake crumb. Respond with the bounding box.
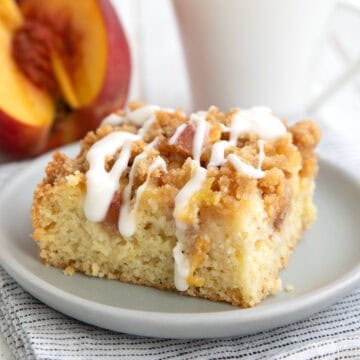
[285,284,294,292]
[64,265,75,276]
[66,171,82,186]
[91,263,100,276]
[275,278,283,292]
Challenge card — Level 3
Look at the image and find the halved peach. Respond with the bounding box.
[0,0,131,158]
[0,20,53,156]
[0,0,23,31]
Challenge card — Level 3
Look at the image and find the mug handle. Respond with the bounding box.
[306,0,360,114]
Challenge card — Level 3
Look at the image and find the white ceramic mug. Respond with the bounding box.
[172,0,359,116]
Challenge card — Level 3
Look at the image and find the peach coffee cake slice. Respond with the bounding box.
[31,102,321,308]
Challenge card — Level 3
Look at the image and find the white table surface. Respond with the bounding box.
[0,1,359,358]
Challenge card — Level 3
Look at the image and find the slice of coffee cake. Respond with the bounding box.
[32,103,320,307]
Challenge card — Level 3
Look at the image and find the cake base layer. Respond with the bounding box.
[32,105,321,308]
[32,163,315,308]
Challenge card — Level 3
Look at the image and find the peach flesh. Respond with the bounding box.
[0,0,131,157]
[18,0,131,111]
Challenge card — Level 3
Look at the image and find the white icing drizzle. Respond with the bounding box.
[208,140,231,168]
[190,113,209,164]
[257,139,265,170]
[136,157,167,204]
[208,138,266,175]
[85,104,288,292]
[173,242,190,292]
[129,106,174,137]
[84,132,140,222]
[229,107,286,145]
[118,155,167,238]
[168,123,187,145]
[163,108,175,113]
[173,163,207,221]
[220,123,230,132]
[227,154,265,179]
[127,105,160,127]
[138,114,156,138]
[118,151,147,238]
[101,113,124,126]
[173,162,207,291]
[147,136,159,148]
[170,112,209,290]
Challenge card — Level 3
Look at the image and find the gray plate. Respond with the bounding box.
[0,144,360,338]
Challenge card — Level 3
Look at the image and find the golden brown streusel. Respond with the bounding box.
[32,103,320,308]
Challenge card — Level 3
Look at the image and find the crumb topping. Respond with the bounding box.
[41,103,320,228]
[38,102,321,292]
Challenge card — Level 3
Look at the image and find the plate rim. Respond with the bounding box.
[0,146,360,337]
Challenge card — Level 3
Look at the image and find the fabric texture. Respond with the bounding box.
[0,119,360,360]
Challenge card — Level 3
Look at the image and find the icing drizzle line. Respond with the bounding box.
[84,105,286,291]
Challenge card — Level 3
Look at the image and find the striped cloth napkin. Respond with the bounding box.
[0,117,360,360]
